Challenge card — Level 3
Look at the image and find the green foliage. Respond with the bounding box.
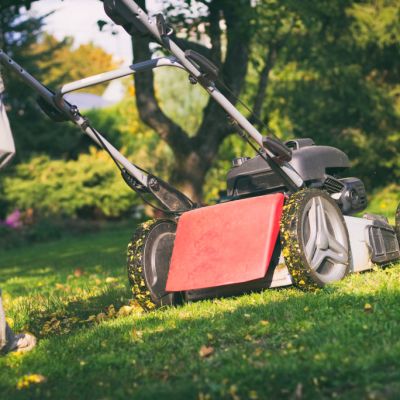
[154,67,208,136]
[0,0,38,12]
[0,225,26,249]
[0,6,85,161]
[33,34,118,95]
[2,149,137,218]
[1,96,176,219]
[0,219,62,250]
[93,96,174,178]
[247,0,400,189]
[1,3,117,162]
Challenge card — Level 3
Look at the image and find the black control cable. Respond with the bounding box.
[216,77,277,139]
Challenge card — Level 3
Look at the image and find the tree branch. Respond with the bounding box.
[208,1,222,66]
[195,0,253,166]
[132,34,192,157]
[251,19,296,129]
[251,45,278,127]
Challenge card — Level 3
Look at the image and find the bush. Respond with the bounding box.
[0,95,178,219]
[2,148,139,219]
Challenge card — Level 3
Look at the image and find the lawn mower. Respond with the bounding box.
[1,0,399,311]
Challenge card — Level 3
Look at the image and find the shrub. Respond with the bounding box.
[2,148,138,219]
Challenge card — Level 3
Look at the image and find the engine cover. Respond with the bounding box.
[226,140,349,198]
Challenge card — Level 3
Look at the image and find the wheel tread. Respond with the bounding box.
[127,219,158,311]
[280,189,350,290]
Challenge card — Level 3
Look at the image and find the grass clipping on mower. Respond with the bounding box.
[280,190,320,291]
[127,219,158,311]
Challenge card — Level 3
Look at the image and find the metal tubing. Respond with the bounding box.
[116,0,203,79]
[0,49,55,105]
[76,115,148,186]
[0,49,148,187]
[57,56,185,97]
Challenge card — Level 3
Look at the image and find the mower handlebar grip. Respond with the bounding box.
[103,0,163,43]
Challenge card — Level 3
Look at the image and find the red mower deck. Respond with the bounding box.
[166,193,284,291]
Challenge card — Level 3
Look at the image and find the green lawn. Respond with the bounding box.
[0,224,400,399]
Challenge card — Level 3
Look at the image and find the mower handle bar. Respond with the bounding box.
[0,0,304,192]
[0,49,149,186]
[55,56,185,99]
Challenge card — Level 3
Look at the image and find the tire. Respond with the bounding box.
[395,203,400,246]
[280,189,351,290]
[127,219,182,311]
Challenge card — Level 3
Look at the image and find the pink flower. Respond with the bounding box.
[5,209,22,229]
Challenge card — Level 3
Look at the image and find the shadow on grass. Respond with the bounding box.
[2,284,400,400]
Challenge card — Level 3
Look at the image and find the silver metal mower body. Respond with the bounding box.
[269,215,400,288]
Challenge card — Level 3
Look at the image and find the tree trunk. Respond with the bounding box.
[252,46,278,129]
[132,0,252,203]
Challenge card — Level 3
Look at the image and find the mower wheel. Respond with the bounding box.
[127,219,182,311]
[395,203,400,246]
[280,189,351,290]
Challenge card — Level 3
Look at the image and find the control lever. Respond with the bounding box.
[185,50,219,82]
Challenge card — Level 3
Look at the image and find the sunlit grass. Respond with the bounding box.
[0,224,399,399]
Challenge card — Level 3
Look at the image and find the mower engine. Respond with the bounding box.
[226,138,367,215]
[225,138,399,275]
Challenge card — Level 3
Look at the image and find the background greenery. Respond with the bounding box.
[0,0,399,232]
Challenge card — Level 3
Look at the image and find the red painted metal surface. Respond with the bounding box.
[166,193,285,291]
